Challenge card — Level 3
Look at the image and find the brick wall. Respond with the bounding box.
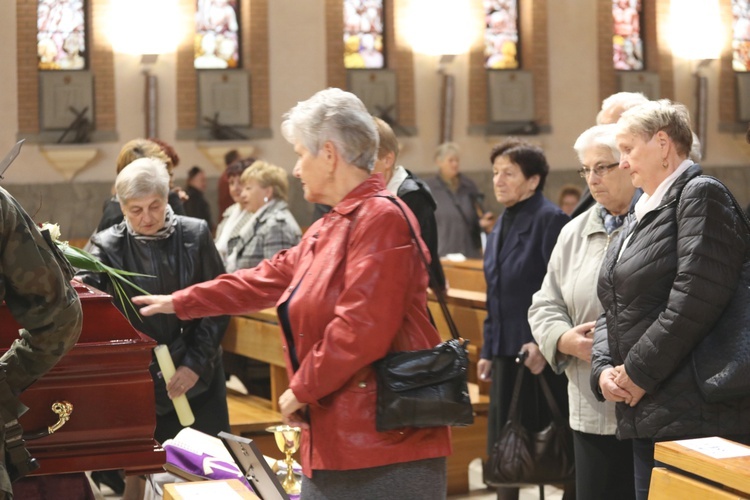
[653,0,674,100]
[90,0,116,131]
[389,0,415,127]
[597,0,617,103]
[468,0,550,128]
[325,0,346,90]
[719,0,737,124]
[248,0,270,128]
[16,0,39,134]
[176,0,198,130]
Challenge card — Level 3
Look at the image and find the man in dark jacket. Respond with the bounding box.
[372,117,446,292]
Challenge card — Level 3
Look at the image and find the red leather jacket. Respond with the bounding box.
[173,175,452,475]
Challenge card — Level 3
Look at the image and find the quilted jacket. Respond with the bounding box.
[591,164,750,440]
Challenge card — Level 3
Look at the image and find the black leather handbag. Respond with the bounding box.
[689,176,750,403]
[373,196,474,432]
[483,364,575,486]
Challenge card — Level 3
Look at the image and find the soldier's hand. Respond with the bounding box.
[132,295,175,316]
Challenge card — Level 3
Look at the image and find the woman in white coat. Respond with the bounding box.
[528,124,638,500]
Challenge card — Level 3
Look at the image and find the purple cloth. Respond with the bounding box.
[165,444,251,489]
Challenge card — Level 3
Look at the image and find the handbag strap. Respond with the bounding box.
[507,364,566,424]
[377,194,461,341]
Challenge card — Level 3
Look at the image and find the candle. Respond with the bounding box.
[154,344,195,427]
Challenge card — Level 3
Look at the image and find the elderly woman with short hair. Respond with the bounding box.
[426,142,493,258]
[225,160,301,272]
[96,138,186,233]
[132,88,451,499]
[591,100,750,499]
[479,139,570,500]
[78,158,230,445]
[528,124,636,500]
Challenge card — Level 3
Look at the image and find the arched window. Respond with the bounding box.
[612,0,644,71]
[733,0,750,72]
[37,0,87,71]
[343,0,385,69]
[194,0,241,69]
[484,0,519,70]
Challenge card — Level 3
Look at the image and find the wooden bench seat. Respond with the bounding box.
[226,391,285,459]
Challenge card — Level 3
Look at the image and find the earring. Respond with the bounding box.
[662,160,668,169]
[263,196,269,203]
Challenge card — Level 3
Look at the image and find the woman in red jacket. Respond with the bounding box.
[134,88,451,499]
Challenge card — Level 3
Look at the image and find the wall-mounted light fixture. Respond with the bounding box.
[667,0,724,159]
[402,0,477,144]
[108,0,180,138]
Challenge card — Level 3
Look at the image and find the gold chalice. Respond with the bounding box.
[266,424,301,495]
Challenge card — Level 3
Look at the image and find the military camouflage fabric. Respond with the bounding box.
[0,187,83,498]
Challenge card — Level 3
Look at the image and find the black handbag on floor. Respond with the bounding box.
[373,196,474,431]
[689,176,750,403]
[483,364,575,486]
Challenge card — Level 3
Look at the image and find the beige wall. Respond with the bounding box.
[2,0,750,188]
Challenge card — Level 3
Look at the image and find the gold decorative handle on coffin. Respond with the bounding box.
[23,400,74,441]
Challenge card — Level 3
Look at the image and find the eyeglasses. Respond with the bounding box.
[577,162,619,179]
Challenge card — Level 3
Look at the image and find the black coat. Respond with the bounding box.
[591,164,750,440]
[397,170,446,292]
[78,216,230,441]
[183,186,213,229]
[482,192,569,358]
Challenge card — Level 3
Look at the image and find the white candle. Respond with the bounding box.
[154,344,195,427]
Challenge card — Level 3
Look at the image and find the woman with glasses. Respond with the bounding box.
[528,124,638,500]
[479,138,571,500]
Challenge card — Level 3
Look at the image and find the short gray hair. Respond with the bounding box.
[573,124,620,163]
[280,88,378,172]
[596,92,649,125]
[618,99,693,158]
[434,142,460,162]
[115,157,170,203]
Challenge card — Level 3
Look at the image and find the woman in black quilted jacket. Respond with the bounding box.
[590,99,750,500]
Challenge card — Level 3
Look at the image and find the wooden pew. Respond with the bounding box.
[651,438,750,499]
[222,309,489,495]
[441,258,486,293]
[221,310,289,458]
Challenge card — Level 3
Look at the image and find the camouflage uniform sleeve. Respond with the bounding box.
[0,188,83,395]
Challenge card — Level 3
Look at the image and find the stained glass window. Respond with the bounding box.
[37,0,86,70]
[343,0,385,69]
[733,0,750,71]
[195,0,240,69]
[613,0,644,71]
[484,0,519,70]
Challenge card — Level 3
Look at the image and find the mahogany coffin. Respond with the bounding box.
[0,283,165,475]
